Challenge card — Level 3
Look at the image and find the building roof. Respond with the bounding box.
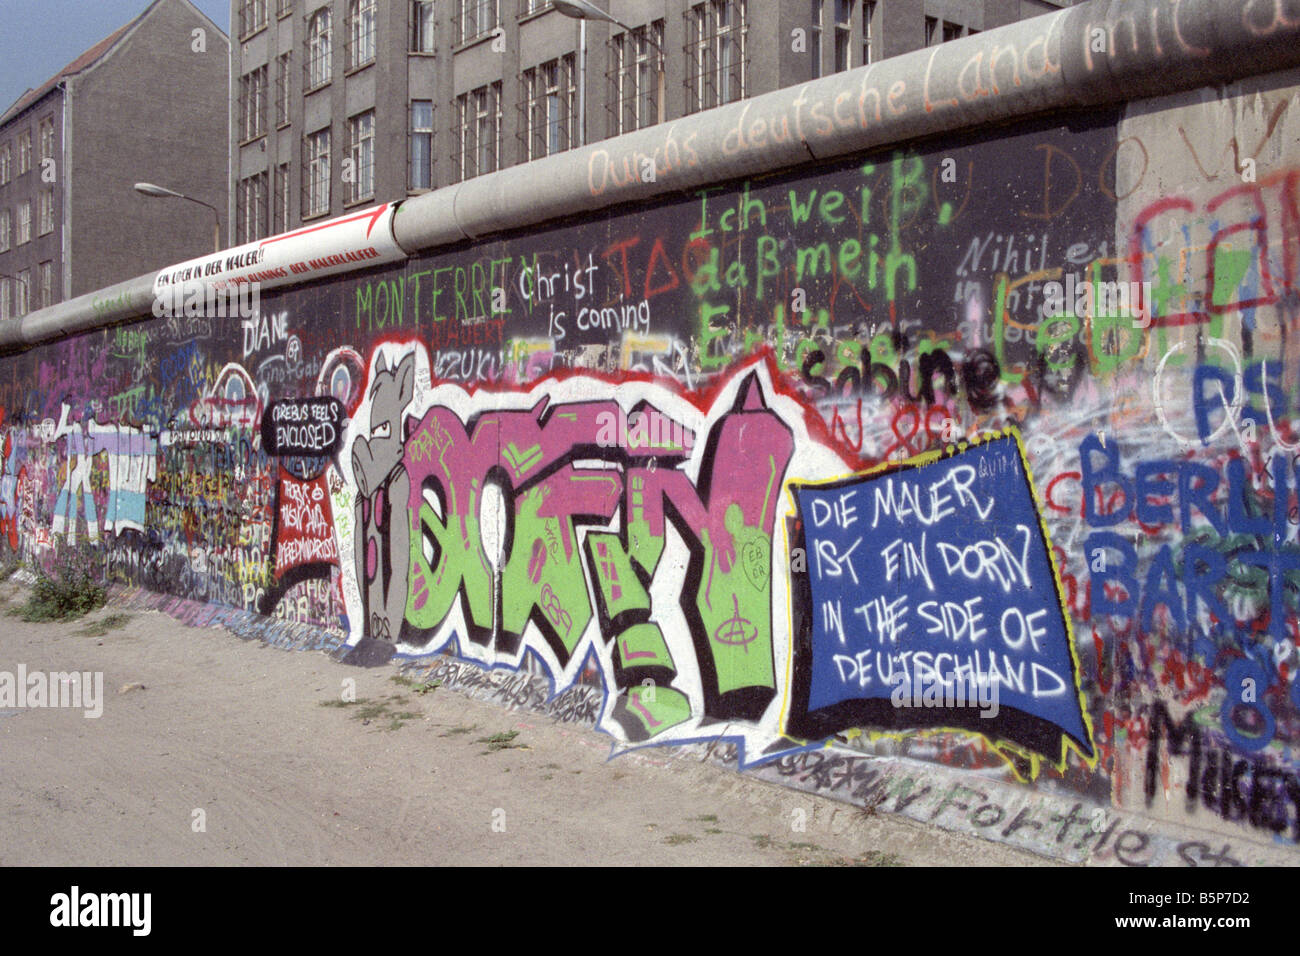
[0,16,138,126]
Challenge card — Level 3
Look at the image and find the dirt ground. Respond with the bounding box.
[0,581,1056,867]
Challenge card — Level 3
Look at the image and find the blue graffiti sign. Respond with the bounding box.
[787,433,1092,762]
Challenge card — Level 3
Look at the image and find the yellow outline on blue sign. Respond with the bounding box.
[778,426,1098,783]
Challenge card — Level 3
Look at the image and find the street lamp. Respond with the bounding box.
[133,182,221,253]
[554,0,666,146]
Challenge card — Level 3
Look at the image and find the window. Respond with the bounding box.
[240,0,268,37]
[306,7,333,90]
[16,201,31,245]
[38,189,53,235]
[454,83,500,182]
[18,132,31,174]
[0,144,9,184]
[519,0,551,15]
[237,172,268,244]
[274,163,290,233]
[277,0,293,16]
[811,0,822,79]
[304,127,331,217]
[862,1,874,65]
[412,1,436,52]
[459,0,499,43]
[925,16,938,46]
[347,111,375,203]
[348,0,377,70]
[276,53,292,126]
[833,0,852,72]
[239,66,268,141]
[687,0,746,114]
[522,55,576,161]
[409,100,434,190]
[0,209,9,251]
[38,261,53,309]
[611,20,664,135]
[943,21,963,43]
[0,279,9,320]
[38,117,55,162]
[14,270,29,315]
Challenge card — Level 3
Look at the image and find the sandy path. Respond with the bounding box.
[0,583,1053,867]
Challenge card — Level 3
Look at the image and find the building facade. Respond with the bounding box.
[0,0,229,320]
[230,0,1074,240]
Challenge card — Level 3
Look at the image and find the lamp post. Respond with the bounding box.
[133,182,222,253]
[554,0,666,145]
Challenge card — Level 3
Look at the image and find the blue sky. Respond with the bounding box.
[0,0,230,113]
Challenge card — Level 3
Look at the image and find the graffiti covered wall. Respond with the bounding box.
[3,66,1299,862]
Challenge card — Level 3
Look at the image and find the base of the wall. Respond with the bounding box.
[93,584,1298,867]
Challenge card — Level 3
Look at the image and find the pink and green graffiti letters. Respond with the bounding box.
[351,352,793,737]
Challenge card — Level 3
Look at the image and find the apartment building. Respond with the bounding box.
[0,0,229,319]
[230,0,1075,240]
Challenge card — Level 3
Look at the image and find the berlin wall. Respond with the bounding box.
[3,0,1300,865]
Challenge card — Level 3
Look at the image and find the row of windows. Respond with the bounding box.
[0,191,55,251]
[925,14,979,45]
[236,18,716,241]
[0,262,55,319]
[242,1,744,123]
[0,117,55,186]
[239,0,296,39]
[236,105,371,238]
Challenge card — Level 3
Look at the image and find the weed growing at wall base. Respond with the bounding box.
[12,546,107,622]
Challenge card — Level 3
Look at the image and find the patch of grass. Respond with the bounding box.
[841,851,904,867]
[477,729,523,753]
[751,834,774,849]
[788,841,819,850]
[0,556,20,581]
[693,814,718,823]
[391,673,440,693]
[664,833,698,846]
[73,612,131,637]
[704,827,723,835]
[441,724,477,737]
[13,550,106,622]
[322,696,419,729]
